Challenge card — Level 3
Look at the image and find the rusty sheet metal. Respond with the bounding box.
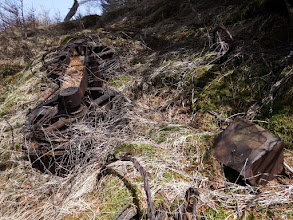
[213,117,284,186]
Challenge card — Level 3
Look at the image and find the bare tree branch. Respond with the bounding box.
[64,0,80,22]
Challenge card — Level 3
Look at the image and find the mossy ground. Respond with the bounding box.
[0,63,23,82]
[108,75,135,88]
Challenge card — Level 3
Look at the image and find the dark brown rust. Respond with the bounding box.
[213,117,284,186]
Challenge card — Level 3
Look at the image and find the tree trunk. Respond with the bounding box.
[64,0,79,22]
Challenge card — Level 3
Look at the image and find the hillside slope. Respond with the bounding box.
[0,0,292,219]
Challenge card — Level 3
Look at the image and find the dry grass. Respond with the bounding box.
[0,14,293,220]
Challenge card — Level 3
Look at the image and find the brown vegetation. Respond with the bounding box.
[0,0,293,219]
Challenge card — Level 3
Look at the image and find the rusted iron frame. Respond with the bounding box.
[24,39,122,175]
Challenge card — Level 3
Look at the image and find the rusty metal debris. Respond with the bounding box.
[23,37,121,174]
[213,117,284,186]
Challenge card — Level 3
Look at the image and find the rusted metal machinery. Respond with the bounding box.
[213,117,284,186]
[23,38,120,174]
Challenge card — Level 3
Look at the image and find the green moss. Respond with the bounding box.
[60,35,75,45]
[3,68,33,86]
[200,135,214,162]
[24,60,33,71]
[268,114,293,149]
[0,64,23,85]
[108,75,135,88]
[153,193,165,209]
[145,124,187,144]
[0,92,27,116]
[204,207,232,219]
[162,172,172,181]
[162,64,214,90]
[185,65,214,85]
[3,74,19,85]
[97,175,133,219]
[271,76,293,114]
[191,64,271,113]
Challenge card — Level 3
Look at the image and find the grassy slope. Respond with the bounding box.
[0,0,293,219]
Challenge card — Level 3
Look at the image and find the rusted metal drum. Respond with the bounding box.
[213,117,284,186]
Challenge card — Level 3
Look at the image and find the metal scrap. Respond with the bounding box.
[23,37,121,174]
[213,117,284,186]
